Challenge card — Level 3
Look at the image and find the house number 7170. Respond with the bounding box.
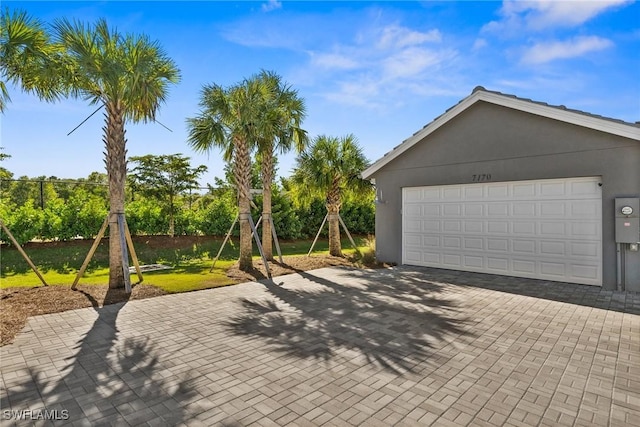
[472,174,492,182]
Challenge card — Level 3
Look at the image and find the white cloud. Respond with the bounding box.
[301,23,454,108]
[473,38,488,50]
[484,0,631,33]
[522,35,613,64]
[376,25,441,50]
[261,0,282,13]
[324,78,383,108]
[383,47,455,79]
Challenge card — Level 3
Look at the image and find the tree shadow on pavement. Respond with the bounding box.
[226,267,474,375]
[2,286,196,425]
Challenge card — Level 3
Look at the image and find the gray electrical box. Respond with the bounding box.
[615,198,640,243]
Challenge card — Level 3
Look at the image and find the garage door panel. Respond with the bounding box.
[488,257,509,271]
[423,220,440,232]
[513,202,536,216]
[443,221,462,232]
[540,182,566,197]
[571,201,599,216]
[443,254,462,266]
[540,202,566,217]
[539,222,566,236]
[571,180,600,195]
[404,251,422,263]
[405,235,421,247]
[513,222,536,235]
[405,219,422,232]
[422,188,440,200]
[570,241,599,257]
[571,264,599,280]
[423,252,441,264]
[405,188,423,201]
[464,256,484,268]
[423,205,440,216]
[443,188,462,200]
[513,183,536,197]
[488,184,509,198]
[405,204,422,216]
[402,177,602,286]
[464,221,483,233]
[464,204,483,216]
[464,187,484,199]
[443,237,462,249]
[488,221,509,233]
[488,204,509,216]
[463,238,484,250]
[540,262,566,277]
[513,239,536,254]
[443,204,462,216]
[540,241,566,256]
[513,259,536,274]
[572,222,599,238]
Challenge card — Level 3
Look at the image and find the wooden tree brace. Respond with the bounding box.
[73,213,142,292]
[0,219,48,287]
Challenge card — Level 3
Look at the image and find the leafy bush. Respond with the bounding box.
[0,171,375,242]
[340,200,375,235]
[125,200,167,235]
[198,192,237,236]
[2,202,44,245]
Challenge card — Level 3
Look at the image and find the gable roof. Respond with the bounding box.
[362,86,640,180]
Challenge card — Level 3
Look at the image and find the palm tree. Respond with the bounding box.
[0,8,62,113]
[292,134,370,257]
[187,76,269,271]
[255,71,307,260]
[53,19,180,288]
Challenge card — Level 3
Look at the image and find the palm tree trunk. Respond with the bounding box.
[235,137,253,271]
[104,102,127,288]
[261,148,274,260]
[327,178,342,257]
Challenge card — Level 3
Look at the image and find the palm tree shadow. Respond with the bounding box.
[3,286,196,424]
[227,267,473,375]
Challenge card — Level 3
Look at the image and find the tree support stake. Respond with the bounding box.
[0,219,48,286]
[73,213,142,292]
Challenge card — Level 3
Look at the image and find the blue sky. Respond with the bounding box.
[2,0,639,187]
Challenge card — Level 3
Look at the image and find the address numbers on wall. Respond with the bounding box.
[471,174,492,182]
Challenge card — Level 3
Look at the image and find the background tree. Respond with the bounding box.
[52,18,180,288]
[255,70,307,260]
[292,134,370,256]
[129,153,207,237]
[187,76,270,271]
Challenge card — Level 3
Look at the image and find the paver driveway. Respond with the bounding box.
[1,266,639,426]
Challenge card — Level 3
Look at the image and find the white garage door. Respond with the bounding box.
[402,177,602,285]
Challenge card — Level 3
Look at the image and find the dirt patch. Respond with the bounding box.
[1,254,382,346]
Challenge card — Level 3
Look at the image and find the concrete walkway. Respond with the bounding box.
[1,266,639,426]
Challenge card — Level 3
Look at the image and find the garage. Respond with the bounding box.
[362,87,640,290]
[402,177,602,285]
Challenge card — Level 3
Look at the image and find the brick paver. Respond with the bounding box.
[1,266,639,426]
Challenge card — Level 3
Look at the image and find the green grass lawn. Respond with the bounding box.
[0,235,371,292]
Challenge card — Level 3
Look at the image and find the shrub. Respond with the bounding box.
[198,193,237,236]
[2,202,44,245]
[125,199,167,235]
